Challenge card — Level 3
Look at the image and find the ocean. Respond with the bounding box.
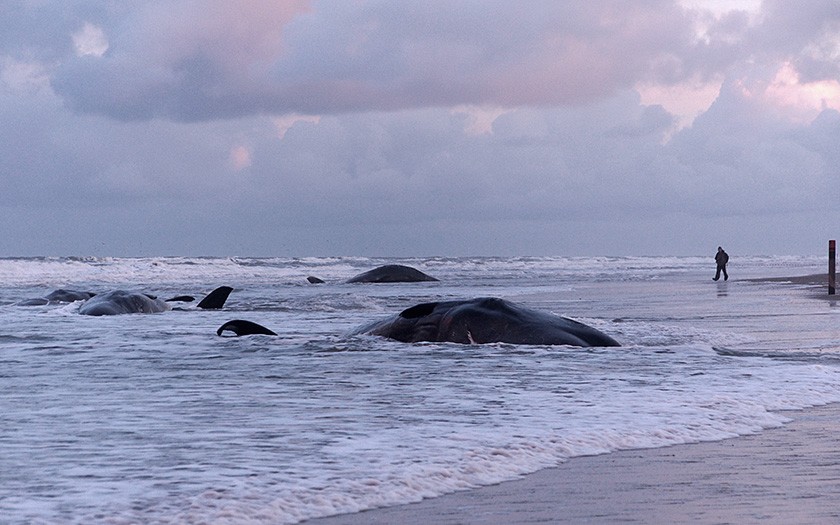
[1,255,839,524]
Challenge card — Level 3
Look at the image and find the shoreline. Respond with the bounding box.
[746,273,840,300]
[745,273,827,286]
[303,403,840,524]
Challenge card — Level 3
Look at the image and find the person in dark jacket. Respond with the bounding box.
[713,246,729,281]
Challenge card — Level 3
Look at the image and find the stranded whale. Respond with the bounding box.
[79,286,233,316]
[19,289,96,306]
[346,264,439,283]
[352,297,620,347]
[306,264,439,285]
[216,297,620,347]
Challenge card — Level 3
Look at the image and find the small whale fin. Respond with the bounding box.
[197,286,234,310]
[399,302,439,319]
[217,319,277,337]
[307,276,325,284]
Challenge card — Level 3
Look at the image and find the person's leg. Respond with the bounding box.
[723,266,728,281]
[714,267,721,281]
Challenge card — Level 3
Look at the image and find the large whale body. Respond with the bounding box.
[213,298,620,345]
[352,297,620,347]
[79,286,233,316]
[346,264,439,283]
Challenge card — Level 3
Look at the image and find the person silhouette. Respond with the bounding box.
[713,246,729,281]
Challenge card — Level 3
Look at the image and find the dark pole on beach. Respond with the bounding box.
[830,240,836,295]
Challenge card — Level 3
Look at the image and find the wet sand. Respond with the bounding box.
[747,273,840,301]
[303,403,840,524]
[746,273,827,286]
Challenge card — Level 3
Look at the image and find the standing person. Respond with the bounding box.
[713,246,729,281]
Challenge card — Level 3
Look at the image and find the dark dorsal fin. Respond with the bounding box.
[399,302,439,319]
[307,276,325,284]
[217,319,277,337]
[197,286,233,309]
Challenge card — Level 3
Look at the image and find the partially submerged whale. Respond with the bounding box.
[216,297,620,347]
[305,264,439,285]
[345,264,439,283]
[79,286,233,316]
[19,289,96,306]
[353,297,620,347]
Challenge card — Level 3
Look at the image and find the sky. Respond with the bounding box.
[2,0,840,257]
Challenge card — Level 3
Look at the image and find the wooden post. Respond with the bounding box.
[830,240,836,295]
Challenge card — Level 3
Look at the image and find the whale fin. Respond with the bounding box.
[217,319,277,337]
[399,302,439,318]
[307,276,325,284]
[197,286,233,309]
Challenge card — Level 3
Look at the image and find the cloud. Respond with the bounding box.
[50,0,311,120]
[4,1,836,124]
[228,144,252,171]
[760,62,840,122]
[72,22,108,57]
[17,0,833,128]
[2,1,840,256]
[47,0,716,121]
[273,114,321,139]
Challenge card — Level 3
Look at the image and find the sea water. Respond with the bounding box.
[1,255,838,524]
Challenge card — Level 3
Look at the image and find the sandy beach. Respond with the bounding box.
[305,402,840,524]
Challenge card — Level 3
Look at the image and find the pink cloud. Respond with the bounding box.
[763,62,840,122]
[133,0,311,74]
[52,2,708,120]
[48,1,840,123]
[228,144,252,171]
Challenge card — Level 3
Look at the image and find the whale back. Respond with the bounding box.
[356,297,620,347]
[346,264,439,283]
[46,289,96,303]
[19,289,96,306]
[79,291,170,316]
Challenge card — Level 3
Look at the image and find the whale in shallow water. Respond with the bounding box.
[305,265,439,285]
[79,291,169,315]
[79,286,233,316]
[346,264,439,283]
[352,297,621,347]
[216,297,620,346]
[19,289,96,306]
